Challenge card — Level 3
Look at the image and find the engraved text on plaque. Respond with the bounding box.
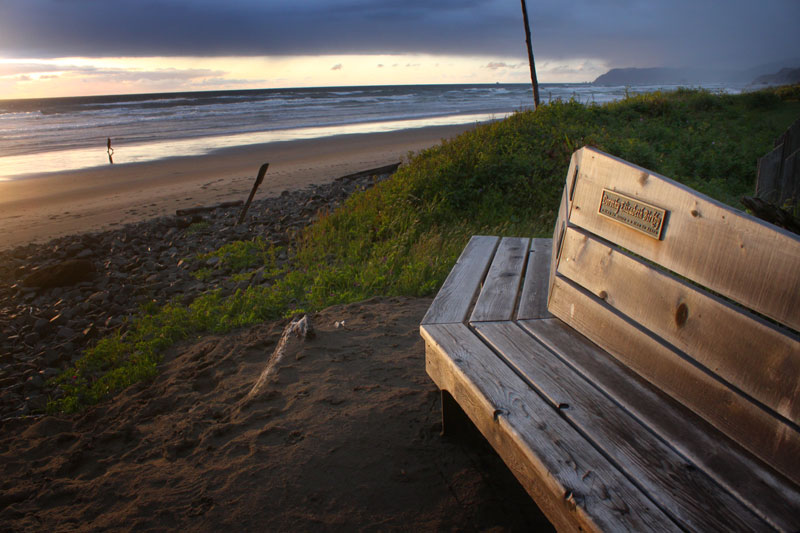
[598,189,667,240]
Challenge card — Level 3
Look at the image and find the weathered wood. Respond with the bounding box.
[781,148,800,207]
[241,314,313,405]
[334,162,401,182]
[474,321,771,532]
[547,274,800,485]
[237,162,269,225]
[557,225,800,425]
[519,0,540,108]
[520,317,800,532]
[567,147,800,332]
[470,237,529,322]
[420,236,499,325]
[176,200,243,216]
[421,322,679,532]
[757,144,784,203]
[421,145,800,533]
[550,149,580,295]
[517,238,553,320]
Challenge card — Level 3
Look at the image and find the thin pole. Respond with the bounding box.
[520,0,540,108]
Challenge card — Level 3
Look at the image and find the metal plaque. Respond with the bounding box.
[598,189,667,240]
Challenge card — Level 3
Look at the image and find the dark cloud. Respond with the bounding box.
[0,0,798,70]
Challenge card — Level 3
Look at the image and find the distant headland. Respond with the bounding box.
[593,62,800,86]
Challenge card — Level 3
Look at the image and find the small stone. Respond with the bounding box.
[25,394,48,411]
[41,368,60,379]
[26,374,44,388]
[34,318,50,334]
[57,326,76,339]
[42,349,63,367]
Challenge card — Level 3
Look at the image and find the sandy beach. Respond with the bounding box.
[0,123,473,251]
[0,297,552,531]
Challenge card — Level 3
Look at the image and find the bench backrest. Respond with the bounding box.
[549,147,800,485]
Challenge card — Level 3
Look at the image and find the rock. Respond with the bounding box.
[41,368,60,379]
[26,394,48,411]
[22,259,95,288]
[57,326,76,339]
[26,374,44,388]
[42,349,63,367]
[65,242,84,256]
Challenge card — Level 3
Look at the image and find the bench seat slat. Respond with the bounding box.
[558,225,800,425]
[473,320,772,532]
[548,274,800,486]
[568,147,800,332]
[421,322,680,532]
[470,237,530,322]
[520,317,800,532]
[421,235,499,325]
[517,238,553,320]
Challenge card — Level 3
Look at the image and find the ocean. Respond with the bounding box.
[0,82,745,180]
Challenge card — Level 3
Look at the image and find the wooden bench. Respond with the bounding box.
[421,147,800,532]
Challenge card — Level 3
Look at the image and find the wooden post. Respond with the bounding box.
[520,0,540,109]
[237,163,269,225]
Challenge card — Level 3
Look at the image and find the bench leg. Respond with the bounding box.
[441,389,475,438]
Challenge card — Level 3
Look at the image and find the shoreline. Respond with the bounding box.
[0,123,475,251]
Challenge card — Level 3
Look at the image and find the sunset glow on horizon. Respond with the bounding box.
[0,54,608,100]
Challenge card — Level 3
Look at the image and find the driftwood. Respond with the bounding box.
[237,163,269,225]
[241,315,314,404]
[176,201,243,216]
[334,162,401,182]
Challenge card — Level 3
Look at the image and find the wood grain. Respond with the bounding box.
[421,235,499,325]
[549,184,570,302]
[557,225,800,425]
[517,238,553,320]
[547,274,800,485]
[568,147,800,332]
[470,237,529,322]
[421,322,679,532]
[520,317,800,533]
[474,321,771,532]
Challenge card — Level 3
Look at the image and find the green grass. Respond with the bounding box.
[47,85,800,413]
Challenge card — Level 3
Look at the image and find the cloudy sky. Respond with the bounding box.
[0,0,798,98]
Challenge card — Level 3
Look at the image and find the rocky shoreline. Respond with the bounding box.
[0,167,395,420]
